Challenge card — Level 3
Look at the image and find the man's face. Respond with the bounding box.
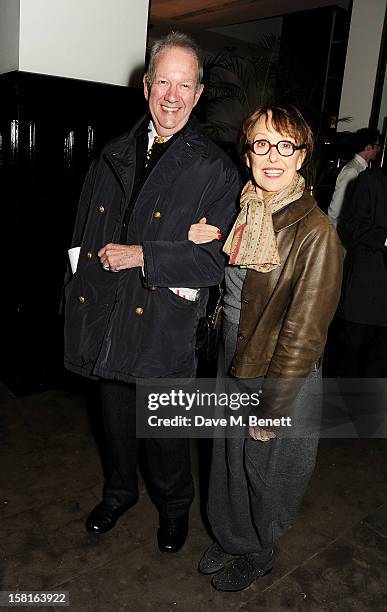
[368,141,380,161]
[143,46,204,137]
[361,140,380,163]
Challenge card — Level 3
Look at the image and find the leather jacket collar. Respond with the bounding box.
[273,191,316,233]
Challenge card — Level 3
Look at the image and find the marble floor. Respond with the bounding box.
[1,381,386,612]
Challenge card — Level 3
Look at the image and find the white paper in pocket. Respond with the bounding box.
[168,288,199,301]
[68,247,81,274]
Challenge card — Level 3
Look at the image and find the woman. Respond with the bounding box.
[189,105,343,591]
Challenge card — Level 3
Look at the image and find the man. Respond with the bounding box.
[327,127,380,231]
[338,165,387,377]
[64,32,240,552]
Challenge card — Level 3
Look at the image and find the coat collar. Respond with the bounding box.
[104,114,208,161]
[137,116,209,198]
[272,190,316,233]
[103,114,209,196]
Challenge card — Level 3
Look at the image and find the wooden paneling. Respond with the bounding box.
[0,72,145,395]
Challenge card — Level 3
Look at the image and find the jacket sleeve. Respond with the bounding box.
[258,222,343,420]
[61,161,97,298]
[345,171,387,251]
[141,169,240,287]
[69,161,97,248]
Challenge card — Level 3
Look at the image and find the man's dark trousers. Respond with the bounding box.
[100,379,194,517]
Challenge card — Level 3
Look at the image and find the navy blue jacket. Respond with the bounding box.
[64,116,240,380]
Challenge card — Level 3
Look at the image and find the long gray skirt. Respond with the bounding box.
[207,318,322,556]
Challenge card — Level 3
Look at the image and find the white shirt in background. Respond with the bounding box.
[327,153,368,227]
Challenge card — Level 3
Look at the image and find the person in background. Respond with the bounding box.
[189,104,342,591]
[327,127,380,230]
[63,32,239,553]
[337,164,387,377]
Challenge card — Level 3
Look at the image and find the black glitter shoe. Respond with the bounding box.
[198,542,237,575]
[211,551,273,591]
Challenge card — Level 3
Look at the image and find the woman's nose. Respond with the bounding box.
[268,144,279,161]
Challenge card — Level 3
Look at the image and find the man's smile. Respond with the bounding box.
[160,105,180,112]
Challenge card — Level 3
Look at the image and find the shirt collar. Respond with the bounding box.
[354,153,368,170]
[147,121,173,150]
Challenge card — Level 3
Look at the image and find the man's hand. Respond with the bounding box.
[249,426,276,442]
[98,244,144,272]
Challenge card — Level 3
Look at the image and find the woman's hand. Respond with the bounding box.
[188,217,221,244]
[249,426,276,442]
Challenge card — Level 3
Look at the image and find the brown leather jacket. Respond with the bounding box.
[229,191,343,417]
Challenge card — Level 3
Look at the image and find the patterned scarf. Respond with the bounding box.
[223,173,305,273]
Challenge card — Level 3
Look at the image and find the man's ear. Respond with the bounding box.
[193,83,204,107]
[143,74,149,101]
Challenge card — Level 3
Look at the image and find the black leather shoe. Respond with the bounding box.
[157,514,189,553]
[85,502,133,535]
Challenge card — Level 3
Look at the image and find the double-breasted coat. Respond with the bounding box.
[64,116,240,381]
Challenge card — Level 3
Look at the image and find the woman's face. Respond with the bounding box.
[246,112,306,193]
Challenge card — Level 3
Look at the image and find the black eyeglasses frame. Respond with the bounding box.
[248,139,307,157]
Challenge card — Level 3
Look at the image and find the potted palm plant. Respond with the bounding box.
[198,38,351,205]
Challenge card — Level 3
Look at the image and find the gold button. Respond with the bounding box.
[98,205,105,214]
[135,307,144,316]
[87,251,93,259]
[153,211,161,219]
[78,296,86,304]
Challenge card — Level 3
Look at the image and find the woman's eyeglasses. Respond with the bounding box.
[248,139,307,157]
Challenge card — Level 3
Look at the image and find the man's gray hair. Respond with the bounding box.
[146,31,203,90]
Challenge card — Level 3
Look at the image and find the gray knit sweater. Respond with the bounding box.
[223,266,247,325]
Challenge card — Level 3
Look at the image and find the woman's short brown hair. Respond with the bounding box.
[239,104,314,166]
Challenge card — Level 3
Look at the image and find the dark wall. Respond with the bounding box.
[278,5,349,125]
[0,72,146,395]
